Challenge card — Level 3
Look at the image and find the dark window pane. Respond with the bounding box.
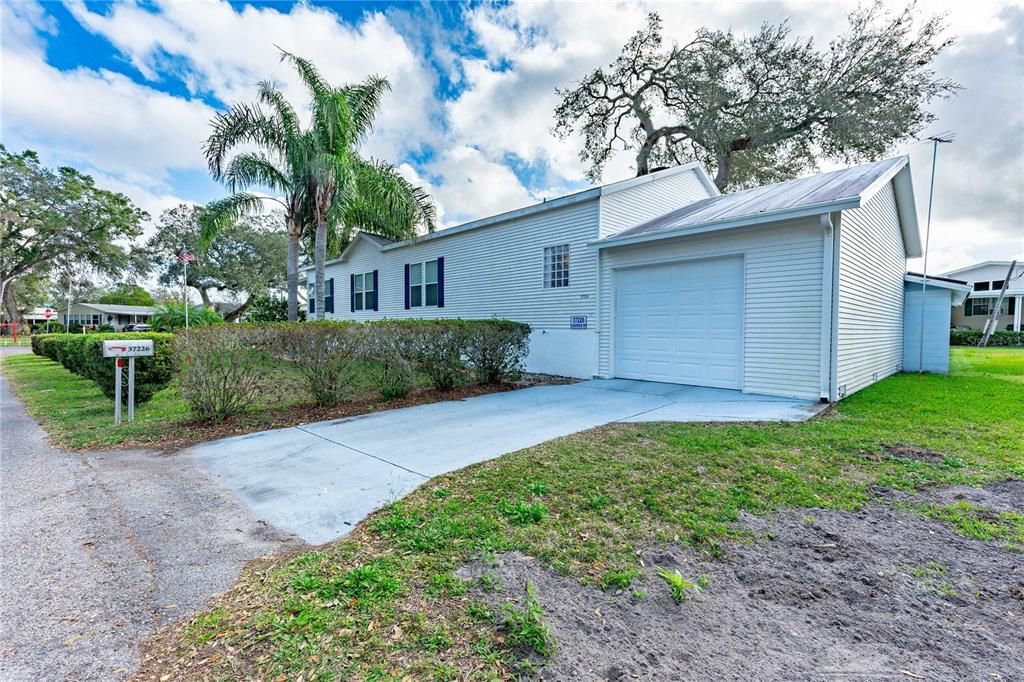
[992,280,1004,289]
[974,282,990,291]
[425,283,438,306]
[411,285,422,307]
[366,291,376,310]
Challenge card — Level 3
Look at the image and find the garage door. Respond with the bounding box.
[614,256,743,388]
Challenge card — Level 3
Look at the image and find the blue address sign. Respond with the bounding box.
[570,315,588,329]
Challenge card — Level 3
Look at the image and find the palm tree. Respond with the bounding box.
[201,82,310,321]
[201,51,436,321]
[280,51,436,318]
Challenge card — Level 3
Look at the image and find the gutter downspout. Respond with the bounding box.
[820,212,842,403]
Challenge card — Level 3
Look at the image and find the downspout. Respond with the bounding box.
[818,214,835,402]
[828,212,842,402]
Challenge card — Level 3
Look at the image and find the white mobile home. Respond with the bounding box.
[303,157,926,402]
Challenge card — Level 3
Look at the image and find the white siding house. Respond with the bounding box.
[304,156,926,402]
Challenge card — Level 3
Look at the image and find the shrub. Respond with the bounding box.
[464,319,531,383]
[151,302,224,331]
[173,326,269,421]
[272,322,365,406]
[32,332,174,403]
[369,320,470,391]
[372,351,416,400]
[950,329,1022,346]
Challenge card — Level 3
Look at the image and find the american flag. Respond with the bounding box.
[177,249,197,263]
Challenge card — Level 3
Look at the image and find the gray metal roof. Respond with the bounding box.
[606,157,908,242]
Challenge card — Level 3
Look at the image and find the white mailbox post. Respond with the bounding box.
[102,340,154,424]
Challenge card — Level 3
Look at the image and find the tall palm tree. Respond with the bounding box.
[202,51,436,321]
[280,51,436,318]
[201,82,310,321]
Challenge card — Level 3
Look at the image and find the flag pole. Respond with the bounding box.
[184,256,189,331]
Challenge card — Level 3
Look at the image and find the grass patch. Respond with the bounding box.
[656,567,709,602]
[913,501,1024,551]
[139,348,1024,680]
[0,352,513,450]
[501,581,555,659]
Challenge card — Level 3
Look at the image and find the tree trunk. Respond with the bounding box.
[223,293,255,323]
[713,151,732,191]
[196,286,211,307]
[2,284,23,330]
[286,219,300,322]
[314,196,327,321]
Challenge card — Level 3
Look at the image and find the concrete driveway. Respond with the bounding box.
[187,380,822,544]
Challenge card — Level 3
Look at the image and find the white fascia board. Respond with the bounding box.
[589,197,860,249]
[599,161,719,197]
[939,261,1015,277]
[905,273,973,306]
[856,157,920,258]
[381,189,601,252]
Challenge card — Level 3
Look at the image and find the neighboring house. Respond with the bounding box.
[60,303,157,330]
[939,261,1023,332]
[302,156,927,402]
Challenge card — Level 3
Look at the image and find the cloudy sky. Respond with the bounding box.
[2,0,1021,275]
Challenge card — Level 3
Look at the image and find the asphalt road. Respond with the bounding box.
[0,353,299,681]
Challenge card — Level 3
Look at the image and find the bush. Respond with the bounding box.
[32,332,174,403]
[173,326,270,421]
[271,322,365,406]
[464,319,531,383]
[151,302,224,331]
[402,320,470,390]
[950,329,1023,346]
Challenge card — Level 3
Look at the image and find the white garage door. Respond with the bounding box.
[614,256,744,388]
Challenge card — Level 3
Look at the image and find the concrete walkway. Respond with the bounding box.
[0,364,298,681]
[187,380,822,544]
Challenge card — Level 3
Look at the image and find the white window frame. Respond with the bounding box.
[409,259,439,308]
[354,271,375,311]
[543,243,570,288]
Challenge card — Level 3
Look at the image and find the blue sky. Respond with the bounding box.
[2,0,1021,274]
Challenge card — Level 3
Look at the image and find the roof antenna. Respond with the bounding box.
[918,132,955,372]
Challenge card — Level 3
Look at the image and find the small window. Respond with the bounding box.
[974,281,990,291]
[410,259,439,307]
[544,244,570,288]
[353,272,375,311]
[992,280,1005,290]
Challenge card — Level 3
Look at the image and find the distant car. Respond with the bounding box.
[123,323,151,332]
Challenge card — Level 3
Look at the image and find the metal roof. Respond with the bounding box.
[598,156,913,244]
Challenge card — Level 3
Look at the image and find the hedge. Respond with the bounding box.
[171,319,531,420]
[950,329,1023,347]
[31,332,175,403]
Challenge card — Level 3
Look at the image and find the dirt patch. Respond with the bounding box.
[459,484,1024,681]
[880,443,948,463]
[881,479,1024,514]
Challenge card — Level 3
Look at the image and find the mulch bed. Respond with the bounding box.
[148,373,575,453]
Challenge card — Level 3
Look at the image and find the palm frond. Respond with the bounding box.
[257,80,301,140]
[342,158,437,240]
[198,193,266,251]
[222,152,291,194]
[277,48,332,100]
[344,75,391,140]
[203,103,287,179]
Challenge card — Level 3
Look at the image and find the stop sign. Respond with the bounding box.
[44,308,52,319]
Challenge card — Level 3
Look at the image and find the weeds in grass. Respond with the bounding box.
[910,501,1024,551]
[802,514,816,525]
[600,566,642,590]
[499,499,548,525]
[632,590,646,600]
[526,481,549,496]
[501,581,555,658]
[656,567,709,602]
[910,561,960,599]
[586,493,610,510]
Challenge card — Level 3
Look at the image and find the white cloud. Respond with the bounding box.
[426,146,535,226]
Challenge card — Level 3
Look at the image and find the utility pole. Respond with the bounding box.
[918,133,954,371]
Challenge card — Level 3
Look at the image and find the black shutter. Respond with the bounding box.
[372,270,379,311]
[350,273,356,313]
[1009,297,1016,315]
[965,298,973,316]
[404,264,410,309]
[325,278,334,314]
[437,257,445,308]
[308,282,315,314]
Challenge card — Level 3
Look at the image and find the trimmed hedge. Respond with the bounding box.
[950,329,1023,347]
[30,332,175,403]
[170,319,531,420]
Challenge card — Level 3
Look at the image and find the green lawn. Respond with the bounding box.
[139,347,1024,681]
